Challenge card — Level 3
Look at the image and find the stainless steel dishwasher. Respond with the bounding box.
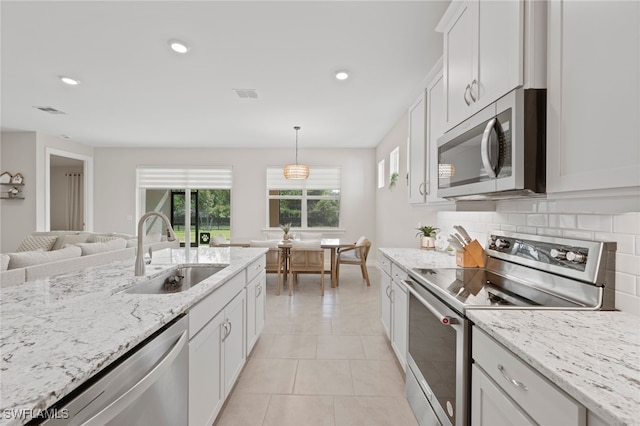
[40,315,188,426]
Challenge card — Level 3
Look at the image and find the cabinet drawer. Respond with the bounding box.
[380,255,392,275]
[390,262,406,283]
[473,328,585,426]
[246,255,266,283]
[190,272,245,338]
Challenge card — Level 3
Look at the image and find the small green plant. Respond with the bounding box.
[415,225,439,238]
[280,223,291,234]
[389,172,399,189]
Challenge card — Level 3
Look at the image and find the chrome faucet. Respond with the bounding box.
[135,211,177,276]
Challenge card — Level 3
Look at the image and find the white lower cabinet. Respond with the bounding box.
[188,255,267,426]
[471,327,586,426]
[379,254,408,371]
[246,270,266,354]
[390,278,408,370]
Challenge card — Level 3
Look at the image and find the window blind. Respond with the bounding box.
[267,167,341,190]
[137,167,233,189]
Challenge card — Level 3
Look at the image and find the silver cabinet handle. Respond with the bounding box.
[385,285,391,298]
[464,84,472,106]
[222,320,231,341]
[418,182,426,196]
[226,320,233,339]
[469,79,478,102]
[84,329,188,425]
[256,284,263,298]
[481,117,498,178]
[498,364,528,391]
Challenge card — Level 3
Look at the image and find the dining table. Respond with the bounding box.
[320,238,355,288]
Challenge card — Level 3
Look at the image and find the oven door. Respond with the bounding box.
[404,279,469,426]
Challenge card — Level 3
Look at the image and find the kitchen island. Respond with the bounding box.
[0,247,267,425]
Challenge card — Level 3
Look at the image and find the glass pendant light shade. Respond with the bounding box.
[283,126,309,180]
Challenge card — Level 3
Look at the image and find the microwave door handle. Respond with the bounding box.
[481,117,498,178]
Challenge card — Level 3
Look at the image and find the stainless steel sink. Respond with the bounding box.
[121,264,227,294]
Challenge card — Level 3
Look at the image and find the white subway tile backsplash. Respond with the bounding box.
[548,214,577,229]
[526,214,548,227]
[500,224,517,232]
[616,253,640,276]
[537,228,563,237]
[492,213,510,224]
[593,232,635,255]
[577,215,613,232]
[516,199,538,213]
[613,213,640,235]
[517,226,538,234]
[615,272,637,295]
[562,229,594,240]
[508,214,527,226]
[614,292,640,316]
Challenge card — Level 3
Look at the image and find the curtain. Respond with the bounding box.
[66,173,84,230]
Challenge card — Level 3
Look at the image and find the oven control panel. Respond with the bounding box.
[488,234,590,270]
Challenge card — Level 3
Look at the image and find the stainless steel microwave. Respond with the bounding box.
[437,88,546,200]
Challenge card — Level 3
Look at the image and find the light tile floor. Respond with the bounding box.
[215,266,418,426]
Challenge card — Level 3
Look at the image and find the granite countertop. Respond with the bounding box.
[379,247,640,426]
[467,310,640,426]
[0,247,267,426]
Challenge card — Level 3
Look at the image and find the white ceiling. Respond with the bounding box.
[1,1,449,149]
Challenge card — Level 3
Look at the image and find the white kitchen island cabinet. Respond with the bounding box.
[379,254,408,371]
[547,0,640,193]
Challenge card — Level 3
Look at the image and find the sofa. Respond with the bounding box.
[1,231,178,287]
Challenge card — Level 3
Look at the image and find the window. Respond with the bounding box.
[389,146,400,178]
[377,159,385,189]
[137,167,232,246]
[266,167,341,229]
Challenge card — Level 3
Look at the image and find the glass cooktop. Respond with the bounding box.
[409,267,589,312]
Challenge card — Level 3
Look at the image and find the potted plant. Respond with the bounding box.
[415,225,439,249]
[280,223,292,240]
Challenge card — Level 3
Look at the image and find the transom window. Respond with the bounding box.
[266,167,341,229]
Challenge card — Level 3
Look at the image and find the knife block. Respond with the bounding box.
[455,239,486,268]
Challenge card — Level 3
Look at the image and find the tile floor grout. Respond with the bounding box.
[214,266,417,426]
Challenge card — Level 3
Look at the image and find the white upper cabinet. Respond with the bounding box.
[407,91,427,204]
[546,0,640,192]
[438,0,527,131]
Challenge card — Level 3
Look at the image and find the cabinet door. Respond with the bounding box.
[391,279,408,370]
[408,91,427,204]
[476,0,523,110]
[223,292,246,396]
[471,364,534,426]
[547,0,640,192]
[246,279,257,353]
[442,0,478,130]
[255,272,266,337]
[426,70,453,205]
[380,271,392,339]
[189,312,224,426]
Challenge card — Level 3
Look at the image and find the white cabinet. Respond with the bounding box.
[189,290,246,426]
[438,0,526,131]
[546,0,640,192]
[408,90,427,204]
[471,327,586,426]
[379,254,409,371]
[390,278,408,370]
[246,270,265,354]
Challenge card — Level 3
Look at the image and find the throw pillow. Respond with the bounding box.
[51,233,91,250]
[75,238,127,256]
[8,246,82,269]
[1,254,10,271]
[16,235,58,252]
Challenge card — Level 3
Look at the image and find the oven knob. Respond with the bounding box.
[495,238,510,249]
[550,249,568,260]
[566,251,587,264]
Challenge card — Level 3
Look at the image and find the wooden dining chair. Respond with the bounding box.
[250,240,286,295]
[336,236,371,287]
[288,240,325,296]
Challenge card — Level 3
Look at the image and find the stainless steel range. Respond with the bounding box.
[403,231,616,426]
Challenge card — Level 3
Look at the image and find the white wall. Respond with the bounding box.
[0,131,94,250]
[93,147,376,246]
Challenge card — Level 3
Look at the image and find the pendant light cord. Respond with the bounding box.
[294,126,300,165]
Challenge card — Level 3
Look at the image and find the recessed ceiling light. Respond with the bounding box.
[335,70,349,81]
[169,39,190,54]
[59,76,80,86]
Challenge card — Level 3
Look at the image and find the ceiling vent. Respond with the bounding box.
[233,89,258,99]
[34,106,67,115]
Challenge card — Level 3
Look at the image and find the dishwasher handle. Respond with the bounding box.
[83,329,188,425]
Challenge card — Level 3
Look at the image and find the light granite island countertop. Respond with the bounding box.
[0,247,267,426]
[379,247,640,426]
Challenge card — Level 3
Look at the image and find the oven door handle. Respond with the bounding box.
[403,280,457,326]
[481,117,498,178]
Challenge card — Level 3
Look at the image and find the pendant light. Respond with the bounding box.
[283,126,309,179]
